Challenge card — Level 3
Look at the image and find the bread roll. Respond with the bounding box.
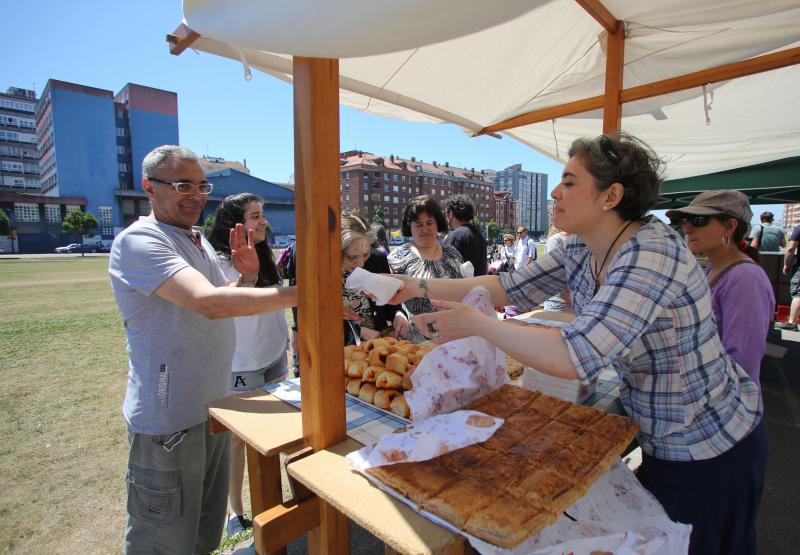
[402,365,416,390]
[346,378,362,396]
[383,337,397,345]
[359,383,377,404]
[347,360,368,378]
[364,338,389,352]
[374,388,400,409]
[385,352,409,375]
[350,351,368,362]
[390,393,411,419]
[368,347,389,367]
[376,370,403,390]
[395,340,412,348]
[362,365,381,383]
[344,345,360,357]
[407,352,422,366]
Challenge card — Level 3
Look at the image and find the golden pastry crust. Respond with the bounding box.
[588,413,639,443]
[350,351,368,362]
[358,383,377,404]
[368,347,390,367]
[538,420,582,446]
[504,411,551,433]
[346,378,362,396]
[527,393,571,418]
[464,493,556,548]
[544,445,606,484]
[361,365,381,383]
[435,444,494,473]
[508,434,561,463]
[420,477,501,528]
[555,404,605,428]
[376,370,403,390]
[466,453,530,491]
[513,467,580,507]
[346,360,369,379]
[570,432,617,460]
[484,384,540,413]
[385,352,409,375]
[463,396,518,419]
[366,460,459,505]
[373,388,400,410]
[482,424,529,451]
[390,393,410,419]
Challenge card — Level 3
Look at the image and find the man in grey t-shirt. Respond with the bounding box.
[750,211,786,252]
[109,145,296,555]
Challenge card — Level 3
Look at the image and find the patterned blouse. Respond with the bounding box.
[342,273,377,331]
[500,217,762,462]
[387,242,464,315]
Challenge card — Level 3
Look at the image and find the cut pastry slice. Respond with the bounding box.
[513,467,581,508]
[484,384,540,413]
[508,434,561,463]
[464,493,556,548]
[467,453,530,492]
[463,397,517,419]
[587,413,640,444]
[504,412,551,433]
[435,444,494,474]
[554,403,605,428]
[366,460,459,505]
[570,432,617,460]
[527,393,571,418]
[482,424,529,451]
[544,445,606,484]
[420,477,501,528]
[538,420,581,446]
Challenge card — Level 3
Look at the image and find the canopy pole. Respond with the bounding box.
[603,21,624,133]
[293,56,350,554]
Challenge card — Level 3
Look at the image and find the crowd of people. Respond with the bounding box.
[108,136,791,554]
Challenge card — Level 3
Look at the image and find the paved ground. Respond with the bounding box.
[227,325,800,554]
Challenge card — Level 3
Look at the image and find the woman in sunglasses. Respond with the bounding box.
[388,133,765,555]
[666,191,774,386]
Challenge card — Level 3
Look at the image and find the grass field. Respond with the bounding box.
[0,257,273,554]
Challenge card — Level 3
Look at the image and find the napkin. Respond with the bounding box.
[345,267,404,306]
[406,286,509,421]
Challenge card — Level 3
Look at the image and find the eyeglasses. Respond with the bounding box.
[148,177,213,195]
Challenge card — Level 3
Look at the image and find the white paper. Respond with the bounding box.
[407,286,509,421]
[460,260,475,278]
[345,267,404,306]
[365,410,503,467]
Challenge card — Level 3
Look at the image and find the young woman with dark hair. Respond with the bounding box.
[208,193,289,535]
[389,133,766,555]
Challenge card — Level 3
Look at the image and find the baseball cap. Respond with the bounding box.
[665,190,752,222]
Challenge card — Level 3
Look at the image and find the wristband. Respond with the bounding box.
[418,278,429,298]
[238,276,258,287]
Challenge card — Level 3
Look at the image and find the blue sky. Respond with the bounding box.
[2,0,784,224]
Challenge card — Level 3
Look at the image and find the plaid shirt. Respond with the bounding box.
[501,218,762,461]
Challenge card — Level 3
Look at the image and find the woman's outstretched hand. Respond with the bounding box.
[412,300,487,344]
[385,274,422,305]
[229,223,259,280]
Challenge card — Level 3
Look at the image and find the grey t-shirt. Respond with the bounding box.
[751,223,784,252]
[109,217,235,435]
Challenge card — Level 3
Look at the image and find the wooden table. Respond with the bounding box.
[208,390,466,555]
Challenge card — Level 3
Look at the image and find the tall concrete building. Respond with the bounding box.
[0,87,39,192]
[494,164,548,237]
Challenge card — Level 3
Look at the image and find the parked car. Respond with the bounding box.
[55,243,101,254]
[389,237,406,246]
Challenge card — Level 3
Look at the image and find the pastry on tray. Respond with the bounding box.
[420,477,502,528]
[482,423,530,451]
[389,393,410,419]
[435,444,494,474]
[513,467,582,508]
[555,403,605,428]
[527,393,571,418]
[366,459,459,505]
[464,493,556,548]
[536,420,582,446]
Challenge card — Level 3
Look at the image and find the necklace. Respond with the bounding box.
[591,220,634,296]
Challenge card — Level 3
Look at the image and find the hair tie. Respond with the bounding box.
[738,239,748,250]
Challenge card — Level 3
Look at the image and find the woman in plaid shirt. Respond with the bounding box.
[390,133,766,555]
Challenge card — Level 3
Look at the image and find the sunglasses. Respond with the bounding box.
[678,214,724,228]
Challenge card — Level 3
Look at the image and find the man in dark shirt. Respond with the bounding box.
[444,194,488,276]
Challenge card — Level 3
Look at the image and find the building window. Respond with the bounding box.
[65,204,81,215]
[122,199,136,215]
[15,202,39,222]
[345,194,350,202]
[363,194,369,202]
[98,206,113,225]
[118,163,128,172]
[384,195,390,202]
[384,184,390,192]
[393,197,399,204]
[44,204,61,223]
[116,128,127,137]
[362,183,368,190]
[393,174,398,182]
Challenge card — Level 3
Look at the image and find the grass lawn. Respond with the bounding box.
[0,257,286,554]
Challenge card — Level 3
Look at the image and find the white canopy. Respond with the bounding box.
[181,0,800,180]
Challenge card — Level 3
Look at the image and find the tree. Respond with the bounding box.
[0,209,10,236]
[372,205,386,227]
[487,220,500,241]
[470,216,481,228]
[62,209,98,257]
[202,215,215,237]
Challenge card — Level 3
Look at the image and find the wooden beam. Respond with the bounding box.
[477,45,800,136]
[478,95,604,136]
[575,0,618,33]
[246,447,286,555]
[620,45,800,104]
[293,55,349,555]
[166,23,200,56]
[603,21,625,133]
[253,497,321,555]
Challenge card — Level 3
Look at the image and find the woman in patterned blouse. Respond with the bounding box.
[389,134,766,555]
[387,195,463,315]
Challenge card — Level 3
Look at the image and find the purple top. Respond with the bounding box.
[707,260,774,385]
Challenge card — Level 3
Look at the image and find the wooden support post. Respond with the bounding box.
[253,497,321,554]
[246,446,286,555]
[293,55,349,554]
[603,20,624,133]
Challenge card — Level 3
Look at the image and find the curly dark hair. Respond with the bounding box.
[444,194,475,223]
[568,132,664,221]
[208,192,281,286]
[401,195,448,237]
